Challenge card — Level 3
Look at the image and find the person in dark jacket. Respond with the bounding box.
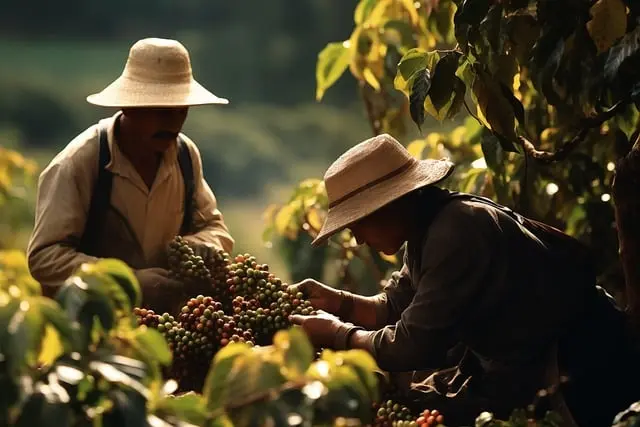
[289,133,640,426]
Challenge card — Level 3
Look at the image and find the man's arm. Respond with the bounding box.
[340,262,414,330]
[27,161,99,288]
[181,138,234,254]
[348,203,496,372]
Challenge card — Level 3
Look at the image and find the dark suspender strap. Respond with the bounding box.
[177,135,195,236]
[79,122,113,255]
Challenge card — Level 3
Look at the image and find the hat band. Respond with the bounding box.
[328,159,415,209]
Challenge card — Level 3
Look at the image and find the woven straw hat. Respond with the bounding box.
[86,38,229,107]
[312,133,455,246]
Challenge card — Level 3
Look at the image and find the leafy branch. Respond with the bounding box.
[519,99,632,163]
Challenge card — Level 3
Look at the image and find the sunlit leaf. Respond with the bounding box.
[93,258,141,310]
[152,392,207,426]
[273,328,314,378]
[354,0,378,24]
[471,65,519,151]
[399,0,419,26]
[274,203,299,239]
[203,342,252,412]
[133,326,172,366]
[316,42,351,101]
[223,350,288,410]
[37,325,63,366]
[363,67,381,91]
[586,0,628,54]
[394,49,440,96]
[407,140,427,159]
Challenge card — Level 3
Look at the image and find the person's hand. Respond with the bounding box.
[135,268,183,313]
[289,310,361,350]
[182,238,217,260]
[287,279,344,315]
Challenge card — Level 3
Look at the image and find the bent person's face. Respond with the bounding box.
[350,213,404,256]
[124,107,189,153]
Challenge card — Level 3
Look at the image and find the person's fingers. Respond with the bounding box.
[289,278,319,295]
[288,314,306,325]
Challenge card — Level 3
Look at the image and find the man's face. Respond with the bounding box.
[349,208,405,256]
[121,107,189,153]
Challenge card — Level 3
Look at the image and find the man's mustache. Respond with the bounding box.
[153,130,179,140]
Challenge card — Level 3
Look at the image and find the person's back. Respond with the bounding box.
[408,191,639,426]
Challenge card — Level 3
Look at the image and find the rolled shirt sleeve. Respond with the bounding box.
[367,202,496,372]
[382,262,414,324]
[27,154,98,286]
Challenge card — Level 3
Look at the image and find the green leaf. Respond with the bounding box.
[133,326,172,366]
[407,139,428,159]
[394,49,439,96]
[273,328,313,378]
[203,342,252,412]
[337,350,380,402]
[15,392,72,427]
[76,263,133,318]
[456,58,476,87]
[409,68,432,130]
[153,393,207,426]
[479,3,504,51]
[472,65,519,151]
[505,13,540,64]
[103,388,147,427]
[604,25,640,83]
[223,351,288,410]
[354,0,378,24]
[308,350,374,421]
[99,354,148,381]
[7,298,44,374]
[36,296,76,352]
[94,258,141,310]
[428,52,464,112]
[481,132,505,173]
[498,81,525,126]
[396,49,435,81]
[56,275,116,339]
[90,360,149,399]
[454,0,492,51]
[540,38,566,106]
[383,20,416,48]
[586,0,628,54]
[316,42,350,101]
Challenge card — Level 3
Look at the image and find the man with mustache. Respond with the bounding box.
[27,38,234,313]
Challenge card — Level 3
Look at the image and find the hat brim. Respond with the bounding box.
[311,158,455,247]
[86,75,229,107]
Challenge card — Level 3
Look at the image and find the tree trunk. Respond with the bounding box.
[612,135,640,335]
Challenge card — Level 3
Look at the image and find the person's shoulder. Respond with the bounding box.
[177,132,202,158]
[433,196,496,228]
[42,121,103,177]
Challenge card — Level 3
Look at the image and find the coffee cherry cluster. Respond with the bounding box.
[134,307,161,328]
[138,239,320,393]
[415,409,444,426]
[167,236,211,282]
[373,400,415,426]
[223,254,270,301]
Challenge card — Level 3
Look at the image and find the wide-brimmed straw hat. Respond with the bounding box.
[311,133,455,246]
[86,38,229,108]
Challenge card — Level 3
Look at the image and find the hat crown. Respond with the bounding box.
[324,134,415,208]
[123,38,193,84]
